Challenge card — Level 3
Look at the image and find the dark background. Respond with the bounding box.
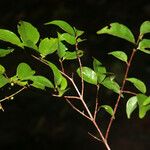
[0,0,150,150]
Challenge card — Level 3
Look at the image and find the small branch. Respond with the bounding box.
[65,98,92,120]
[105,48,137,140]
[0,86,27,103]
[94,85,100,120]
[122,90,137,96]
[88,132,102,142]
[75,36,84,97]
[59,59,65,73]
[64,96,80,100]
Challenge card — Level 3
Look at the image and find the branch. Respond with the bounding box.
[122,90,137,96]
[0,86,27,104]
[105,48,137,140]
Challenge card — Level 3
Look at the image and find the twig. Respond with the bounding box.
[64,96,81,100]
[65,98,91,120]
[0,86,27,103]
[88,132,102,142]
[94,85,100,120]
[105,48,137,140]
[122,90,137,95]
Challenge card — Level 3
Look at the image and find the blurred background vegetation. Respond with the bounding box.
[0,0,150,149]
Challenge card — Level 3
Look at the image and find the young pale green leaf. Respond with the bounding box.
[102,77,120,94]
[0,64,5,75]
[60,33,76,45]
[93,58,106,83]
[63,50,83,60]
[140,21,150,35]
[45,20,75,36]
[97,22,135,44]
[29,75,54,90]
[126,96,138,119]
[59,76,67,90]
[39,38,58,57]
[137,94,150,118]
[0,75,9,88]
[143,96,150,106]
[46,61,63,87]
[138,39,150,54]
[18,21,40,45]
[0,29,23,48]
[57,41,68,58]
[108,51,128,63]
[0,48,14,57]
[100,105,114,117]
[127,78,146,94]
[77,67,97,85]
[17,63,35,80]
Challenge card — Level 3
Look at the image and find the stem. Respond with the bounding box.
[105,48,137,140]
[122,90,137,96]
[0,86,27,103]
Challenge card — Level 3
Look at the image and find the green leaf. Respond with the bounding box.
[93,58,106,83]
[18,21,40,46]
[29,75,54,90]
[127,78,146,94]
[0,75,9,88]
[46,61,63,87]
[138,39,150,54]
[137,94,150,118]
[57,41,68,58]
[39,38,58,57]
[100,105,114,117]
[77,67,97,85]
[0,29,23,48]
[60,33,76,45]
[0,48,14,57]
[126,96,138,119]
[102,77,120,94]
[140,21,150,35]
[108,51,128,63]
[63,50,83,60]
[17,63,35,80]
[143,96,150,106]
[97,22,135,44]
[45,20,75,36]
[0,64,5,75]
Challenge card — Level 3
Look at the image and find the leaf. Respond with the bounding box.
[17,63,35,80]
[45,20,75,36]
[0,75,9,88]
[77,67,97,85]
[63,50,83,60]
[126,96,138,119]
[137,94,150,118]
[102,77,120,94]
[143,96,150,106]
[100,105,114,117]
[0,29,23,48]
[60,33,76,45]
[108,51,128,63]
[39,38,58,57]
[29,75,54,90]
[140,21,150,35]
[127,78,146,94]
[0,48,14,57]
[93,58,106,83]
[97,22,135,44]
[18,21,40,46]
[138,39,150,54]
[0,64,5,75]
[46,61,63,87]
[57,41,68,58]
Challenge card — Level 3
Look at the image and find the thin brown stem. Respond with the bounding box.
[0,86,27,103]
[64,96,81,100]
[59,59,65,73]
[75,36,84,97]
[105,48,137,140]
[122,90,137,96]
[94,85,100,120]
